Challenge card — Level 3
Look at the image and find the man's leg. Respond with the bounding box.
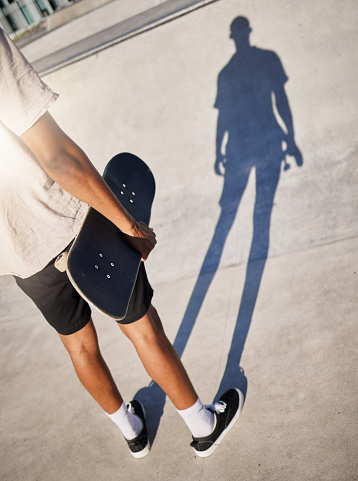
[118,304,197,410]
[59,318,147,457]
[59,318,122,414]
[119,304,216,438]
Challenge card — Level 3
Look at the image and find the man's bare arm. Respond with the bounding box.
[20,112,156,259]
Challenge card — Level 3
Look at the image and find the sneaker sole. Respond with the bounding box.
[129,400,151,459]
[193,388,244,458]
[131,440,151,459]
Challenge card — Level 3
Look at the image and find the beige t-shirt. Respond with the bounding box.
[0,29,87,278]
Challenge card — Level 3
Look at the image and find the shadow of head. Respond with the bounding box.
[230,16,252,47]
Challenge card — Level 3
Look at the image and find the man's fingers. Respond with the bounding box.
[123,231,156,261]
[124,220,157,260]
[136,221,156,239]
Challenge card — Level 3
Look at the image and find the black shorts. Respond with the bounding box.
[14,252,153,336]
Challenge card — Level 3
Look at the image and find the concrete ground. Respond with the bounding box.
[1,0,358,479]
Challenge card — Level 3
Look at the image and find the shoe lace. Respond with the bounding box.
[206,400,227,414]
[127,402,135,414]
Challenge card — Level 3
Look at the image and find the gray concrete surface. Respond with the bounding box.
[1,0,358,480]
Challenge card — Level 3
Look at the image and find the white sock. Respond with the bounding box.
[106,402,143,440]
[177,397,215,438]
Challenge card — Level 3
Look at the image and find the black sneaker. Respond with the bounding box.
[125,400,150,458]
[190,388,244,457]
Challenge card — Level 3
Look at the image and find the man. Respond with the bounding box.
[0,28,243,458]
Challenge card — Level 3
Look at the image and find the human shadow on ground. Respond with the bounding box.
[135,16,303,445]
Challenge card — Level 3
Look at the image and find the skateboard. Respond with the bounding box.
[65,152,156,320]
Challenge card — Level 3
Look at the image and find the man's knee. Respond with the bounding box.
[59,319,100,356]
[119,304,167,346]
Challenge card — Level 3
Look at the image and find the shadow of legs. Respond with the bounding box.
[215,257,266,401]
[215,163,280,401]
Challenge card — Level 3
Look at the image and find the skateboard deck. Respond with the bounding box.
[66,152,155,320]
